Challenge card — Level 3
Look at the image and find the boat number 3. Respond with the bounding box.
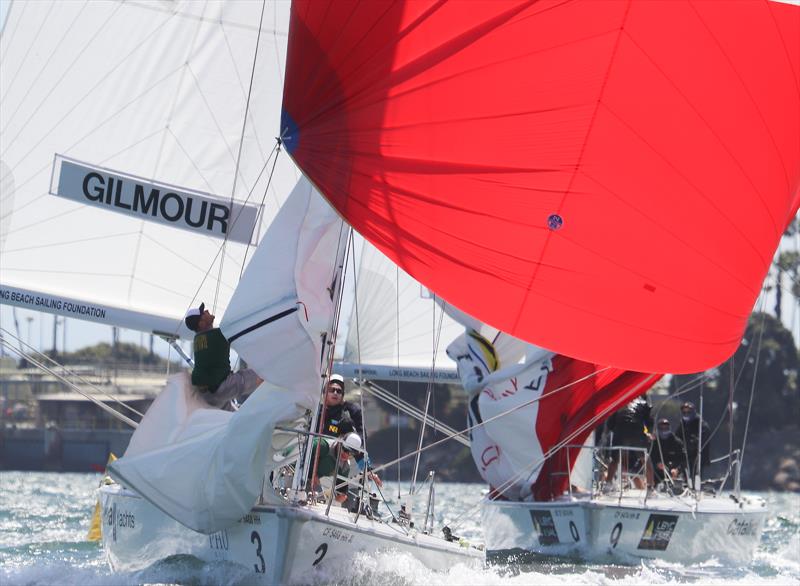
[569,520,580,542]
[251,530,266,573]
[313,543,328,566]
[610,522,623,548]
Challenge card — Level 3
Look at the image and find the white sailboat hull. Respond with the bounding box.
[483,493,767,565]
[100,485,481,582]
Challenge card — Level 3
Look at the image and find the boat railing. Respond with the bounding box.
[556,444,651,502]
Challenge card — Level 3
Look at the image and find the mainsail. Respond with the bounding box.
[282,0,800,374]
[0,1,296,336]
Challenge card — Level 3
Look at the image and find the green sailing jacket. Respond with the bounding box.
[191,328,231,392]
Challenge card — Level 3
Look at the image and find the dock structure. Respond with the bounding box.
[0,364,167,472]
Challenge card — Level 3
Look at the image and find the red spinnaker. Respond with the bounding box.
[282,1,800,373]
[531,359,660,500]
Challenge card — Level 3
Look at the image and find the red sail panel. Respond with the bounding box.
[530,359,660,500]
[282,0,800,373]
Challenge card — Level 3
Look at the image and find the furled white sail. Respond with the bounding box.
[109,179,342,532]
[0,1,295,336]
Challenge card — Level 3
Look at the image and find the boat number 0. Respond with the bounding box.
[610,523,623,548]
[569,520,580,542]
[251,530,266,573]
[313,543,328,566]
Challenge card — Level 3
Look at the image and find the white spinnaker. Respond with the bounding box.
[0,1,296,336]
[109,181,343,532]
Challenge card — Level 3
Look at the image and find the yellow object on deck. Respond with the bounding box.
[87,453,118,542]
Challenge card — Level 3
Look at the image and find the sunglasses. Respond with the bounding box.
[328,387,344,395]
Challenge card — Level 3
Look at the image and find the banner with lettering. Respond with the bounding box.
[51,155,260,244]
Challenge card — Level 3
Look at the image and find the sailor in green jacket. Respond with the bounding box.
[184,303,262,409]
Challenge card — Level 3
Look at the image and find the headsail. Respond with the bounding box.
[282,0,800,373]
[0,1,296,336]
[109,179,344,532]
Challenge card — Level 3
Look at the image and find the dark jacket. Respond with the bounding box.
[650,432,685,476]
[606,397,653,447]
[320,401,364,438]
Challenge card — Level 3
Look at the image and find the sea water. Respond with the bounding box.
[0,472,797,585]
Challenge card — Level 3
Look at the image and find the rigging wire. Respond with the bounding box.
[214,0,267,312]
[410,297,446,494]
[737,305,769,478]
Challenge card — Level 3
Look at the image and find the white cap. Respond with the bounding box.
[328,373,345,386]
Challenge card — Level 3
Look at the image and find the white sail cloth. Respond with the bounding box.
[109,179,343,532]
[109,374,301,532]
[446,328,555,499]
[0,1,296,335]
[221,177,345,405]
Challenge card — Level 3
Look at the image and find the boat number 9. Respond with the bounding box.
[251,530,265,573]
[313,543,328,566]
[609,522,623,548]
[569,521,580,542]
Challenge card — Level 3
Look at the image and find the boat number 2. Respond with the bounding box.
[251,530,266,573]
[313,543,328,566]
[610,522,623,548]
[569,521,580,542]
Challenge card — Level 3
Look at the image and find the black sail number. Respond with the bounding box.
[569,520,580,542]
[610,522,623,549]
[313,543,328,566]
[251,530,266,574]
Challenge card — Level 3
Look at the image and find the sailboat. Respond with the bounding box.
[1,0,798,578]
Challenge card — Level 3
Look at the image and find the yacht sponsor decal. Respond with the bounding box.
[637,514,678,550]
[51,155,259,244]
[727,518,758,537]
[529,510,560,545]
[104,502,135,542]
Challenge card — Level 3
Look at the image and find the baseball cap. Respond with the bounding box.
[184,302,205,331]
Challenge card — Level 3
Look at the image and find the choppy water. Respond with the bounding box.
[0,472,797,585]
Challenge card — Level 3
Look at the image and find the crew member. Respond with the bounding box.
[649,418,685,484]
[184,303,262,409]
[676,401,710,483]
[603,396,653,489]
